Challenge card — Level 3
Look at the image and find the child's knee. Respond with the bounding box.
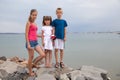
[41,54,45,58]
[60,49,64,53]
[55,49,58,53]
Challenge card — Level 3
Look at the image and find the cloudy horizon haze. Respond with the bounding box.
[0,0,120,33]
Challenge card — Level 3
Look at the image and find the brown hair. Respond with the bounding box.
[28,9,37,22]
[42,16,52,26]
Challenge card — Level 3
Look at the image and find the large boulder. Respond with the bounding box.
[0,61,19,73]
[63,66,110,80]
[68,70,85,80]
[0,56,7,61]
[0,69,9,78]
[0,60,29,80]
[80,66,108,80]
[36,68,56,80]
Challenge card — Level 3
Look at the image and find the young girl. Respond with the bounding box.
[25,9,45,76]
[41,16,53,68]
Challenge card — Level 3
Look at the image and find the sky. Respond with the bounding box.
[0,0,120,33]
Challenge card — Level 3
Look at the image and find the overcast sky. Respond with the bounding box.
[0,0,120,33]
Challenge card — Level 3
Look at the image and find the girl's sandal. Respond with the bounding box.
[55,62,59,68]
[60,62,65,68]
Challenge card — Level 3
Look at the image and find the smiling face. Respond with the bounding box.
[56,9,63,19]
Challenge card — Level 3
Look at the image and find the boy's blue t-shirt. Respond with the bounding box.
[52,19,68,40]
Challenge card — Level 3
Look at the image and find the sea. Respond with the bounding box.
[0,33,120,80]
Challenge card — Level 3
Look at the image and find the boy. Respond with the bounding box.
[52,8,68,68]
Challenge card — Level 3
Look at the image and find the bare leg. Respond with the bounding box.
[34,45,45,65]
[45,50,49,67]
[27,49,35,76]
[48,50,52,67]
[60,49,65,68]
[55,49,59,63]
[54,49,59,68]
[60,49,64,62]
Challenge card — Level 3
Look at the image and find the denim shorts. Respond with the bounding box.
[26,40,39,49]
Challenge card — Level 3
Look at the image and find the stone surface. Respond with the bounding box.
[0,60,4,64]
[0,69,8,78]
[36,74,56,80]
[80,66,108,80]
[0,56,7,61]
[0,61,19,73]
[60,73,69,80]
[0,57,110,80]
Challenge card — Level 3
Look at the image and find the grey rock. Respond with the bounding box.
[36,68,56,80]
[69,70,85,80]
[36,74,56,80]
[0,61,19,73]
[26,76,36,80]
[17,66,27,73]
[0,60,4,64]
[0,69,8,78]
[59,73,69,80]
[101,73,110,80]
[80,66,108,80]
[0,57,110,80]
[0,56,7,61]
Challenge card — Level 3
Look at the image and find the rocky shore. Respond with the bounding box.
[0,56,110,80]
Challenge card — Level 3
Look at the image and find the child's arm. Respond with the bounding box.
[64,27,67,41]
[25,22,31,49]
[52,27,55,35]
[37,34,42,38]
[41,30,44,46]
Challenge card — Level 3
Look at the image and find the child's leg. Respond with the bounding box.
[60,49,64,62]
[54,49,59,68]
[54,39,59,68]
[48,50,52,67]
[45,50,49,67]
[27,49,35,76]
[55,49,59,63]
[60,49,65,68]
[34,45,45,66]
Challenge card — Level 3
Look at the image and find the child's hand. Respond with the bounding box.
[37,34,42,38]
[64,37,66,42]
[27,44,32,49]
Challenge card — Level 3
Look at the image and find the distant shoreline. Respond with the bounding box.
[0,33,24,34]
[0,31,120,34]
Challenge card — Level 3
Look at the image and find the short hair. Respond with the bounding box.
[42,16,52,26]
[56,8,62,12]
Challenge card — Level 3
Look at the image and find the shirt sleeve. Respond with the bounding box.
[41,27,44,31]
[64,20,68,27]
[52,20,55,27]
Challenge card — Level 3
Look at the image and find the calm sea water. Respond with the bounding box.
[0,33,120,80]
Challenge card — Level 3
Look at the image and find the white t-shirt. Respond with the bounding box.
[41,26,52,38]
